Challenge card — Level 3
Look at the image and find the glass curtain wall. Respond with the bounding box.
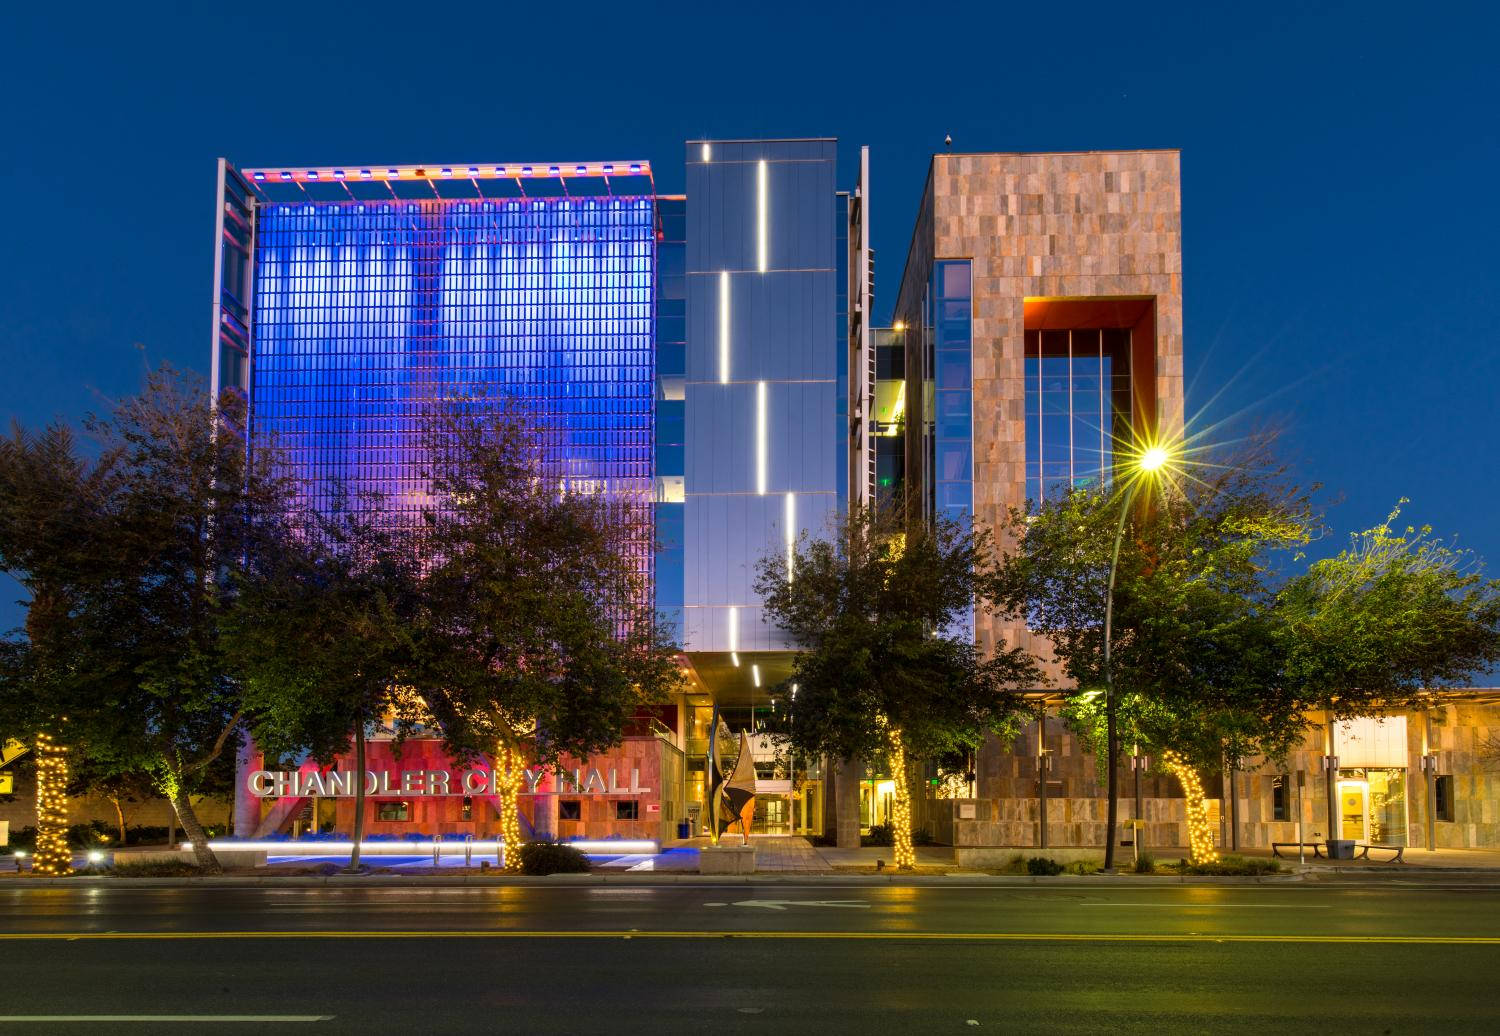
[1024,328,1132,505]
[251,195,657,600]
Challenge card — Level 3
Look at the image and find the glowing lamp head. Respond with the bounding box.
[1138,446,1169,473]
[87,850,104,864]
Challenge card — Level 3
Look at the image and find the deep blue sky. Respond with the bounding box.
[2,2,1496,631]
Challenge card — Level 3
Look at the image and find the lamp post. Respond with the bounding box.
[1101,444,1168,873]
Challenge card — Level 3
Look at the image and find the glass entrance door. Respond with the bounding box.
[1338,780,1370,841]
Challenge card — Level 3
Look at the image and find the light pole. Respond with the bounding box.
[1101,444,1169,873]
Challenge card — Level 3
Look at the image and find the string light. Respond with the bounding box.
[33,733,72,876]
[493,742,526,873]
[883,720,916,870]
[1162,750,1219,865]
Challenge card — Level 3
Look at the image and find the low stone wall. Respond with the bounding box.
[699,846,755,874]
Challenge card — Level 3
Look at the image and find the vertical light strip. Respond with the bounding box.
[756,380,768,495]
[751,664,761,688]
[701,142,711,162]
[784,491,796,583]
[718,270,730,384]
[756,159,768,273]
[728,606,739,665]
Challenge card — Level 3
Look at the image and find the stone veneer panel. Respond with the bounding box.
[901,150,1185,660]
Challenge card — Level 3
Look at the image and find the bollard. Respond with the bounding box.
[464,834,473,867]
[432,840,441,868]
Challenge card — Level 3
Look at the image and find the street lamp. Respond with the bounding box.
[1101,440,1175,873]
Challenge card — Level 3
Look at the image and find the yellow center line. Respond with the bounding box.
[1,930,1497,944]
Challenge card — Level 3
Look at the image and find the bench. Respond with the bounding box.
[1354,843,1405,863]
[1271,842,1325,859]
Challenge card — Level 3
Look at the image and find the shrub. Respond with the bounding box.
[1132,853,1156,874]
[997,853,1029,874]
[1174,855,1281,876]
[1064,860,1094,875]
[518,841,590,875]
[911,827,937,847]
[107,860,208,878]
[1026,856,1064,876]
[861,824,894,847]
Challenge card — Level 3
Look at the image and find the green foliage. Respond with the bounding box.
[1170,854,1280,876]
[229,491,426,766]
[1026,856,1064,876]
[413,397,684,764]
[754,505,1040,771]
[1276,502,1500,717]
[517,841,591,875]
[994,443,1315,776]
[861,823,894,847]
[1131,853,1156,874]
[105,860,209,878]
[0,366,298,870]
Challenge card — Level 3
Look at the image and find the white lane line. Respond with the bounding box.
[0,1016,332,1023]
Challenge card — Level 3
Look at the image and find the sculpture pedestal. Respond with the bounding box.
[699,845,756,875]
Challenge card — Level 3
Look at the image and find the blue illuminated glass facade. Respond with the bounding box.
[248,194,657,583]
[654,197,687,641]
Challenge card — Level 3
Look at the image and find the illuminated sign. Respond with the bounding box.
[247,766,651,799]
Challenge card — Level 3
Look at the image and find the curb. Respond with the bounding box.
[0,871,1319,888]
[8,868,1500,889]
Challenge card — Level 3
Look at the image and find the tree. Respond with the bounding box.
[1276,502,1500,718]
[0,420,127,874]
[993,441,1315,864]
[228,492,425,872]
[413,398,684,871]
[2,367,294,873]
[755,505,1042,870]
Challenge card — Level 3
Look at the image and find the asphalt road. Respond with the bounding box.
[2,882,1498,1033]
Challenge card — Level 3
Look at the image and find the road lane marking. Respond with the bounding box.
[0,931,1496,944]
[705,900,871,910]
[0,1016,331,1023]
[1079,903,1331,908]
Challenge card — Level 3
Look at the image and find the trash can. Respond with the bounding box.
[676,819,691,839]
[1325,839,1356,860]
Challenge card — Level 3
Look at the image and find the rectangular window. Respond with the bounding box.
[559,799,582,821]
[1271,775,1290,822]
[376,801,410,823]
[614,800,640,821]
[1024,328,1131,506]
[1436,775,1455,822]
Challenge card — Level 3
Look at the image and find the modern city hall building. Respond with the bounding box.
[197,140,1500,859]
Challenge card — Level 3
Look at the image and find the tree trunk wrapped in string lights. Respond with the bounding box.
[1162,749,1219,865]
[494,740,527,873]
[33,733,72,876]
[884,721,916,870]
